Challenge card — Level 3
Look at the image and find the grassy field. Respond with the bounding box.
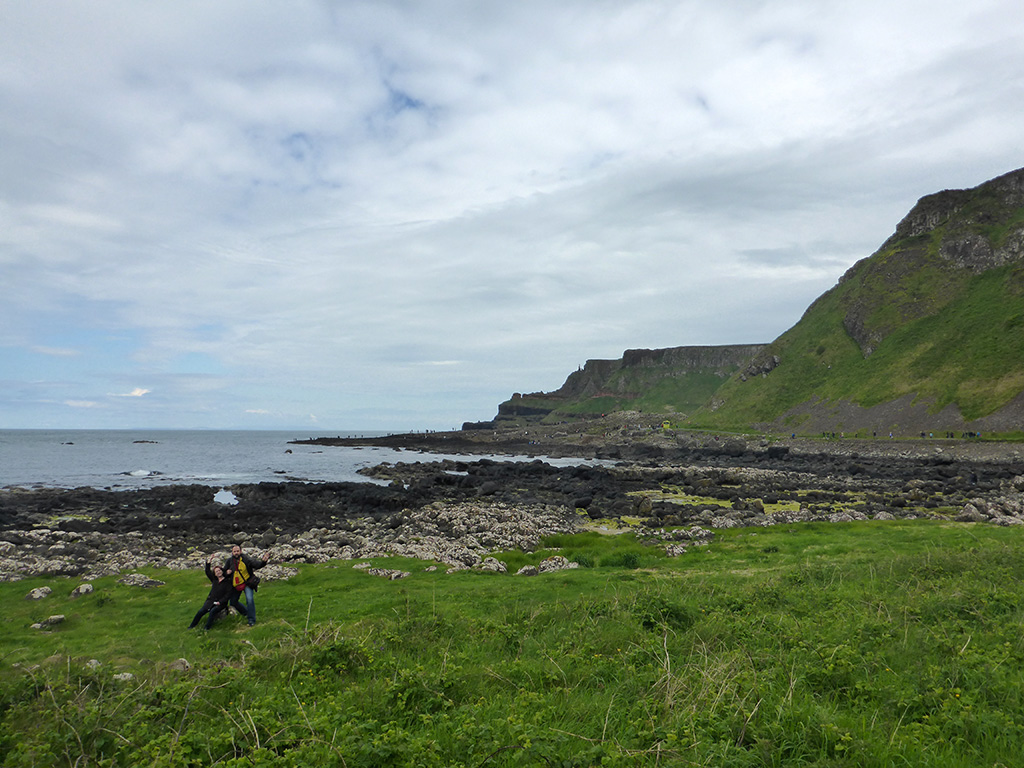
[3,521,1024,767]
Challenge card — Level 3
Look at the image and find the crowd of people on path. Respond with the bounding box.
[187,544,269,631]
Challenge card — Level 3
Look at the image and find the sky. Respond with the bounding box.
[2,1,1023,432]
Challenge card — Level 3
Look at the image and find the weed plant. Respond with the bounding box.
[3,521,1024,766]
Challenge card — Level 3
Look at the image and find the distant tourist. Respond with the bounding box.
[187,555,234,630]
[224,544,269,627]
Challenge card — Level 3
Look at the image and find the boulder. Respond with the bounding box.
[538,556,578,573]
[476,557,507,573]
[364,567,410,580]
[69,583,94,599]
[956,504,990,523]
[117,573,165,588]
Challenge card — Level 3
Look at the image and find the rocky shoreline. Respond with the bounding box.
[4,418,1024,583]
[296,413,1024,470]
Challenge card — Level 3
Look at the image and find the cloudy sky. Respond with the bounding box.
[2,1,1022,431]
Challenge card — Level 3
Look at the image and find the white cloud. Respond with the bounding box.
[32,346,80,357]
[111,388,151,398]
[2,0,1023,429]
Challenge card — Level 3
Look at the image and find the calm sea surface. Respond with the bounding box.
[0,429,598,491]
[0,429,464,490]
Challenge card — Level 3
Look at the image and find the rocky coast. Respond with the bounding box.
[4,414,1024,583]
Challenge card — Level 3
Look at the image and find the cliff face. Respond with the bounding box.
[884,167,1024,250]
[549,345,767,400]
[619,345,768,371]
[482,344,766,427]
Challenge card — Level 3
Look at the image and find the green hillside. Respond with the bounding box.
[544,368,734,417]
[688,168,1024,433]
[492,345,764,426]
[692,260,1024,431]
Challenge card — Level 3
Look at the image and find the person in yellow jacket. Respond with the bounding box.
[224,544,269,626]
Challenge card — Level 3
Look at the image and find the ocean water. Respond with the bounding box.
[0,429,439,490]
[0,429,600,491]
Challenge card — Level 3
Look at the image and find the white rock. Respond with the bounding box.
[70,583,95,599]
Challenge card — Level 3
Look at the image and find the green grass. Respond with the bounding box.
[557,396,630,416]
[4,522,1024,766]
[539,367,739,420]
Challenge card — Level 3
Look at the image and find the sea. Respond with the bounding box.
[0,429,485,491]
[0,429,592,491]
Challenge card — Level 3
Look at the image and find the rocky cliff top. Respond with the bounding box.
[884,166,1024,256]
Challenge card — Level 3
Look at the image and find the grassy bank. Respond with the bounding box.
[3,521,1024,766]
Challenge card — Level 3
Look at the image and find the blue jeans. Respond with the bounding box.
[229,586,256,625]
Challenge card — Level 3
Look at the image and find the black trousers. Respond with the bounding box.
[189,600,226,629]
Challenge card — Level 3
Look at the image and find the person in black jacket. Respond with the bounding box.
[187,555,234,630]
[224,544,268,627]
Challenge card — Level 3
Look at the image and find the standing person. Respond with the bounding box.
[188,555,234,630]
[224,544,268,627]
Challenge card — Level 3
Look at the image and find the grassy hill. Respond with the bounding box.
[5,522,1024,766]
[691,167,1024,434]
[490,345,765,427]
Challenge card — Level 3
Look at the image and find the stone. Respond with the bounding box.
[956,504,989,523]
[69,583,94,599]
[117,573,165,588]
[259,528,277,546]
[364,568,410,580]
[25,586,52,600]
[538,555,578,573]
[476,557,507,573]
